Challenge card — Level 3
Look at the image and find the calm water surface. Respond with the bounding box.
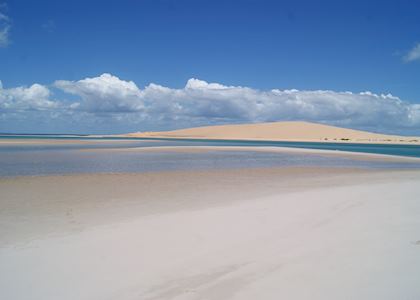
[1,136,420,177]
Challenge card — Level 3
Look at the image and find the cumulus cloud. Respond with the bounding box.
[54,73,144,112]
[403,43,420,62]
[1,73,420,134]
[0,80,59,111]
[0,6,11,47]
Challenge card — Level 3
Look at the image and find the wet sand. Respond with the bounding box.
[1,167,420,299]
[83,145,420,162]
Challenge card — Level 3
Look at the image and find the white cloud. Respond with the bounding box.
[403,43,420,62]
[0,81,59,111]
[53,74,420,132]
[1,73,420,134]
[0,9,10,47]
[54,73,144,113]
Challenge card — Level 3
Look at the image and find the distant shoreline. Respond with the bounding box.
[2,134,420,145]
[119,135,420,145]
[124,121,420,145]
[3,121,420,146]
[1,136,420,159]
[3,134,420,146]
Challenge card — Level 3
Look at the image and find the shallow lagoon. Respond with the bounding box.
[1,138,420,176]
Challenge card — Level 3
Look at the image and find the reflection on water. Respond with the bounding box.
[0,139,419,177]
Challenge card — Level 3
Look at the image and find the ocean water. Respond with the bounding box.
[1,136,420,177]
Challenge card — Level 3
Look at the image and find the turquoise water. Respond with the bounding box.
[1,135,420,177]
[1,134,420,157]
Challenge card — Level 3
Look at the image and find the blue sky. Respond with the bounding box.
[1,0,420,134]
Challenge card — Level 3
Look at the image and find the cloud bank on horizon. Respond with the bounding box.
[1,73,420,135]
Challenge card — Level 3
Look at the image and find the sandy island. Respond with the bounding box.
[125,121,420,145]
[1,166,420,299]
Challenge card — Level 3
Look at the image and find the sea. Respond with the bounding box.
[1,135,420,177]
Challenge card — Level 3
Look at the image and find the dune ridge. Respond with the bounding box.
[125,121,420,144]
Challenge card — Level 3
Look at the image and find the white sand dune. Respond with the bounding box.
[126,121,420,144]
[1,167,420,300]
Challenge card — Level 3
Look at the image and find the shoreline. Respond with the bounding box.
[1,137,420,162]
[0,146,419,179]
[121,134,420,145]
[122,121,420,145]
[2,134,420,146]
[1,167,418,245]
[80,145,420,162]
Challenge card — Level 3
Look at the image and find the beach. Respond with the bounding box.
[1,158,420,299]
[126,121,420,145]
[4,1,420,299]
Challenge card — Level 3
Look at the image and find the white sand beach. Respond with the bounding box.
[1,166,420,300]
[126,121,420,144]
[3,1,420,300]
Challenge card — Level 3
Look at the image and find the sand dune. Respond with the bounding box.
[126,121,420,144]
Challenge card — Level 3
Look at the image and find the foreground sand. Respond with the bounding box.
[1,168,420,299]
[126,121,420,144]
